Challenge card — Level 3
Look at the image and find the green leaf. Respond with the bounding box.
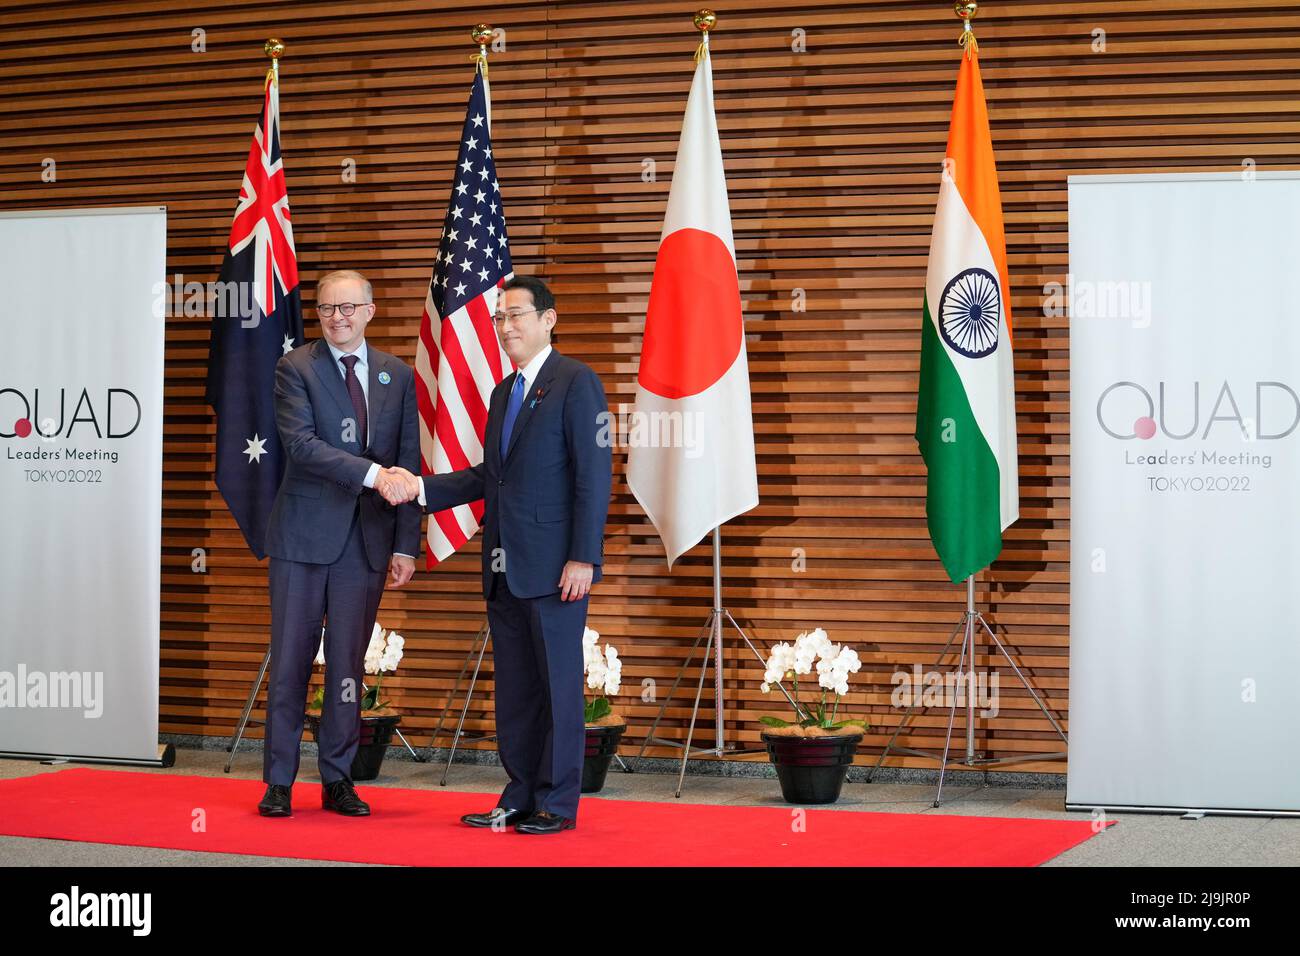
[759,715,792,727]
[828,718,869,731]
[585,696,611,723]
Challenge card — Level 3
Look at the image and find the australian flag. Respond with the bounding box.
[205,72,304,559]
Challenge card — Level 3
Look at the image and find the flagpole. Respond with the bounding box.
[697,7,725,757]
[264,36,283,85]
[711,527,724,751]
[227,36,287,774]
[419,23,588,780]
[955,1,979,57]
[864,2,1068,804]
[633,11,791,795]
[471,22,491,74]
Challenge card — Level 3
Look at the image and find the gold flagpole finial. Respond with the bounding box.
[471,23,492,75]
[694,9,716,63]
[264,37,284,85]
[955,2,979,57]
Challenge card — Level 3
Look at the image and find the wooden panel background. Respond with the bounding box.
[2,0,1297,773]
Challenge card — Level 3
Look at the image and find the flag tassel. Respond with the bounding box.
[471,23,492,76]
[693,8,715,63]
[264,37,284,87]
[956,2,980,58]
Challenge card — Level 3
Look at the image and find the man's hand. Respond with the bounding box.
[388,554,415,589]
[376,466,421,506]
[558,560,594,602]
[373,468,405,505]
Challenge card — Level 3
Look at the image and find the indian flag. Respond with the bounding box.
[916,45,1019,583]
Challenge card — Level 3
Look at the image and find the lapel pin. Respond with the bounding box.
[378,370,391,385]
[530,386,545,409]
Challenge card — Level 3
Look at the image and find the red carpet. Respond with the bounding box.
[0,768,1104,866]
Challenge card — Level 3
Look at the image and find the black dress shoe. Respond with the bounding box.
[515,810,576,834]
[322,779,371,816]
[258,784,292,817]
[461,807,532,828]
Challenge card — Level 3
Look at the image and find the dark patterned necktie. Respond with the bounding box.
[339,354,368,449]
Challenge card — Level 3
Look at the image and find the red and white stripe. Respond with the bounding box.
[414,279,511,564]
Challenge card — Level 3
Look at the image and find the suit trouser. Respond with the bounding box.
[264,508,386,786]
[486,572,588,820]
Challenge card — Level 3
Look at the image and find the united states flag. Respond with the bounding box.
[415,69,513,565]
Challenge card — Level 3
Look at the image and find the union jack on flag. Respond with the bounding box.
[206,69,304,559]
[226,72,299,322]
[415,69,513,565]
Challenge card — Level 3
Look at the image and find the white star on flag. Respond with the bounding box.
[415,69,514,567]
[244,433,268,463]
[282,334,295,354]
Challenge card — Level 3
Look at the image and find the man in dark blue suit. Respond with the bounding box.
[258,270,421,818]
[383,276,611,834]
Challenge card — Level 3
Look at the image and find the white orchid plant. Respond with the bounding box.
[582,626,622,724]
[759,627,868,733]
[310,622,405,713]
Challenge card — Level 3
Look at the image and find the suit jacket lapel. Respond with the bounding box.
[311,339,357,424]
[366,351,392,450]
[504,349,560,464]
[486,373,512,471]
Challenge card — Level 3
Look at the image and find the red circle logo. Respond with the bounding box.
[638,228,742,400]
[14,418,32,438]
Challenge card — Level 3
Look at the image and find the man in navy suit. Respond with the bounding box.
[382,276,611,834]
[258,270,421,818]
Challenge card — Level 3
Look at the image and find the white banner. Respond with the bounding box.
[1067,173,1300,814]
[0,206,166,762]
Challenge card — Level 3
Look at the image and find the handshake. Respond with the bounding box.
[374,466,422,507]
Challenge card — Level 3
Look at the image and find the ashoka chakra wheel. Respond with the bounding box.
[938,267,1001,359]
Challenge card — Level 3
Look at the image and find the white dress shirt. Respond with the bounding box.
[329,338,413,561]
[327,338,377,486]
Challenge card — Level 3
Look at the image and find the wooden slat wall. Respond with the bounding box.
[3,0,1297,773]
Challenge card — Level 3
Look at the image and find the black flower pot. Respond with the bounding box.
[304,711,401,782]
[761,731,862,805]
[581,724,626,793]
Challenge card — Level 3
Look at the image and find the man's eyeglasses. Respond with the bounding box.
[492,308,540,326]
[317,302,370,318]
